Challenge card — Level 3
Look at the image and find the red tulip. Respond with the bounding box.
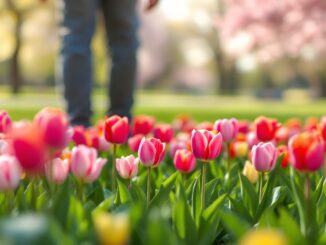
[238,120,250,134]
[153,123,174,143]
[288,132,324,172]
[128,134,143,153]
[255,116,279,142]
[132,115,155,135]
[72,126,88,146]
[173,149,196,173]
[104,115,129,144]
[191,129,223,161]
[214,118,238,141]
[34,107,69,149]
[251,142,277,172]
[320,116,326,142]
[12,124,47,174]
[138,137,166,167]
[0,111,12,133]
[277,145,290,168]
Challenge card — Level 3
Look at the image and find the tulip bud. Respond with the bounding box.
[45,158,69,184]
[153,123,174,143]
[214,118,238,141]
[93,212,130,245]
[288,132,324,172]
[104,115,129,144]
[138,137,166,167]
[255,116,279,142]
[34,107,69,149]
[251,142,277,172]
[191,129,223,161]
[116,155,139,179]
[242,161,258,184]
[71,145,107,182]
[173,149,196,173]
[0,111,12,133]
[0,155,21,191]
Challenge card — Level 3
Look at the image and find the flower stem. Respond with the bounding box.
[227,142,231,173]
[258,172,264,204]
[128,178,132,190]
[304,173,311,239]
[77,180,85,202]
[112,144,117,192]
[5,191,14,214]
[201,162,207,211]
[147,167,151,207]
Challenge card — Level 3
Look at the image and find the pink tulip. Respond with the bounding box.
[173,149,196,173]
[214,118,239,141]
[128,134,143,153]
[153,123,174,143]
[71,145,107,183]
[0,155,21,191]
[45,157,70,184]
[0,111,12,133]
[247,132,259,149]
[138,137,166,167]
[251,142,277,172]
[169,140,187,158]
[116,155,139,179]
[34,107,69,149]
[191,129,223,161]
[288,132,324,172]
[0,139,12,155]
[104,115,129,144]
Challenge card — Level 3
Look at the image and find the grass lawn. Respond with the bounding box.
[0,88,325,123]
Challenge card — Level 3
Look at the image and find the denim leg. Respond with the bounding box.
[57,0,97,127]
[100,0,139,121]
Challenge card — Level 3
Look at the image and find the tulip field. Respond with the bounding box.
[0,106,326,245]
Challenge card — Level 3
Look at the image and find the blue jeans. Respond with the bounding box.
[58,0,139,126]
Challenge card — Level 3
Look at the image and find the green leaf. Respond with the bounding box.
[205,178,219,206]
[173,183,198,245]
[197,194,227,245]
[116,180,131,204]
[238,173,258,218]
[217,208,251,240]
[228,196,252,223]
[191,178,201,226]
[202,194,227,221]
[150,172,178,207]
[278,209,306,245]
[51,180,71,228]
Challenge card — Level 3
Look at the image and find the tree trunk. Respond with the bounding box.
[10,13,22,94]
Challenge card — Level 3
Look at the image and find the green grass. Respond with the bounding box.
[1,88,326,123]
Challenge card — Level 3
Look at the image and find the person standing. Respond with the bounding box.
[57,0,159,127]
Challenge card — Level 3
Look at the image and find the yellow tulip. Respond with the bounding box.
[93,212,130,245]
[242,161,258,184]
[239,228,288,245]
[234,141,249,158]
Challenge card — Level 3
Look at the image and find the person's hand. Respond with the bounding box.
[145,0,159,11]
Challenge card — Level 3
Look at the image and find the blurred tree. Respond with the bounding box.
[217,0,326,96]
[1,0,42,94]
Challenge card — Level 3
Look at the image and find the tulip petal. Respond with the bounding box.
[138,139,156,166]
[191,130,208,160]
[207,133,223,160]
